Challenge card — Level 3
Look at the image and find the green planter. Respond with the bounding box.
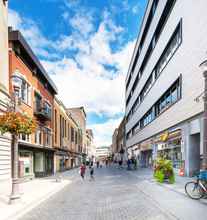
[154,157,175,184]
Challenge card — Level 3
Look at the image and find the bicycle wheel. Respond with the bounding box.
[185,181,203,200]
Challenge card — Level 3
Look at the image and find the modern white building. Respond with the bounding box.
[96,146,111,161]
[125,0,207,176]
[0,0,11,181]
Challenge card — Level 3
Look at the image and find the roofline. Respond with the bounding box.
[9,29,58,94]
[54,97,80,129]
[67,106,87,118]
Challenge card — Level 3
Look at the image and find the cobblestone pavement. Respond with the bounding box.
[21,166,207,220]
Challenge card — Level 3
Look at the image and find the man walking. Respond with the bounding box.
[89,165,95,181]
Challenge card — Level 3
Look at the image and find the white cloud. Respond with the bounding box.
[70,12,94,37]
[8,9,57,58]
[42,16,135,117]
[89,117,123,146]
[9,6,136,146]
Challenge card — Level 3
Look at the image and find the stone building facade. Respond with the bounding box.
[53,98,82,171]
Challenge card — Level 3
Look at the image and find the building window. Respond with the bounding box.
[155,21,182,78]
[54,110,57,143]
[35,128,42,145]
[68,124,70,141]
[65,120,67,137]
[155,77,181,116]
[132,122,140,135]
[44,127,51,146]
[19,79,31,105]
[75,131,78,144]
[19,134,30,142]
[71,127,74,142]
[140,107,155,128]
[127,76,181,138]
[140,75,153,102]
[44,102,52,118]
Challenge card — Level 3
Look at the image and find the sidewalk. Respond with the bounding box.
[0,169,78,220]
[127,167,194,196]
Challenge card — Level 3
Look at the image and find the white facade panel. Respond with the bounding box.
[0,136,11,180]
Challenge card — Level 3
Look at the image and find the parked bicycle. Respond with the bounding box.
[185,171,207,200]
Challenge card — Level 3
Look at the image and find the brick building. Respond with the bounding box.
[9,29,58,179]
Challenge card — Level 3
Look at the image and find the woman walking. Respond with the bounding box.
[80,163,86,180]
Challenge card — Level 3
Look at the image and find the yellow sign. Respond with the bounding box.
[160,132,169,142]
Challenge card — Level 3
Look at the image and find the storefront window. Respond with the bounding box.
[34,152,44,172]
[19,151,33,177]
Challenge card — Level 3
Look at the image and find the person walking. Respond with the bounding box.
[80,163,86,180]
[127,158,131,170]
[89,165,95,181]
[96,161,100,168]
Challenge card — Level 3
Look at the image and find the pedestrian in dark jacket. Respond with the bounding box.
[89,165,95,181]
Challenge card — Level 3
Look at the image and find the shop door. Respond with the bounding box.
[45,153,53,175]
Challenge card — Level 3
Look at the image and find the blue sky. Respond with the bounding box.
[8,0,147,146]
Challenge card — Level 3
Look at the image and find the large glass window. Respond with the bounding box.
[155,22,182,78]
[128,77,181,137]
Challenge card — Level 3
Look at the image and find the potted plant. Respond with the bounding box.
[154,157,175,184]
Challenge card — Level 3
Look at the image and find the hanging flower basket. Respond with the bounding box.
[0,112,37,135]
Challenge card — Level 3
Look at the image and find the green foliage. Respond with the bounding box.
[154,157,175,184]
[154,170,165,183]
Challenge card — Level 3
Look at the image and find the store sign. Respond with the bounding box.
[140,139,153,151]
[157,143,165,150]
[160,132,169,142]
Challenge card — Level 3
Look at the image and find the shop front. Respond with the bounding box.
[155,130,183,170]
[19,143,54,179]
[19,150,34,179]
[34,151,53,177]
[139,139,153,168]
[55,151,70,172]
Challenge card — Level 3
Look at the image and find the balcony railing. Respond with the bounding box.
[34,100,52,121]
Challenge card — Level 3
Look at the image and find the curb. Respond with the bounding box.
[4,180,71,220]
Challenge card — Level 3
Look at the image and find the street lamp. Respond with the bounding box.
[9,71,22,204]
[199,60,207,170]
